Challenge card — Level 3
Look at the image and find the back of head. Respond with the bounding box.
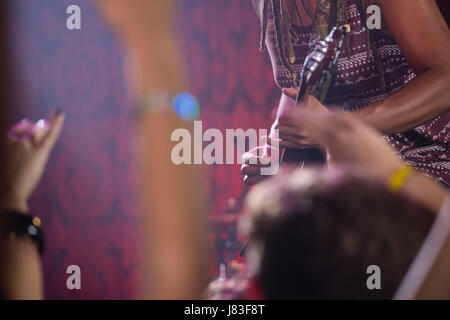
[243,167,434,299]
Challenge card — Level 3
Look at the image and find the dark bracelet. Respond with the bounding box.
[0,210,44,256]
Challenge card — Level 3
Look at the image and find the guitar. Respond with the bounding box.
[280,25,351,167]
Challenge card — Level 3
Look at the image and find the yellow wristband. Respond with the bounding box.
[388,165,414,192]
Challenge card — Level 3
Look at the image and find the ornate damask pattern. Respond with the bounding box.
[176,1,281,278]
[8,0,142,299]
[7,0,279,298]
[176,0,279,216]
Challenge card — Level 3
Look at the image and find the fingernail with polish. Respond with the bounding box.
[36,119,48,129]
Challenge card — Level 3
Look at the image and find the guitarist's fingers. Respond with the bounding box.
[242,163,272,177]
[280,139,318,149]
[277,124,307,139]
[241,164,261,176]
[282,88,298,101]
[279,133,303,144]
[40,111,65,152]
[279,141,318,150]
[280,134,317,148]
[277,114,299,127]
[279,140,300,149]
[242,154,273,167]
[268,133,316,149]
[293,111,340,146]
[277,104,325,127]
[244,174,269,186]
[266,136,281,147]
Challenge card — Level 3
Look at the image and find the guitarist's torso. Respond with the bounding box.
[254,0,450,186]
[258,0,413,110]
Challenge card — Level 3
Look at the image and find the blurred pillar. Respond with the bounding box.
[0,0,13,135]
[437,0,450,26]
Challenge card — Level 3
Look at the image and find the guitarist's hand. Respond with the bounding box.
[241,138,280,186]
[285,110,404,180]
[275,88,329,149]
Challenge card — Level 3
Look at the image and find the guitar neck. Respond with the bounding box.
[279,25,350,166]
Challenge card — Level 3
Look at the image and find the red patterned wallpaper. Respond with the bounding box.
[7,0,279,299]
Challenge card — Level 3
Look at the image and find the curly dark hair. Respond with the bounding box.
[243,167,434,299]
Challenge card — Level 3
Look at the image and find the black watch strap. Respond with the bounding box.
[0,210,44,255]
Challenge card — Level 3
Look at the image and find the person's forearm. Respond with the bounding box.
[402,172,448,215]
[125,26,208,301]
[98,0,209,298]
[0,237,43,300]
[0,190,28,213]
[131,39,186,95]
[353,68,450,134]
[137,113,209,300]
[0,202,43,299]
[135,44,208,300]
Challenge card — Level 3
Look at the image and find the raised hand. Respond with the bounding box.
[0,112,65,213]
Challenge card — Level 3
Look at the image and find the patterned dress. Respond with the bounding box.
[261,0,450,186]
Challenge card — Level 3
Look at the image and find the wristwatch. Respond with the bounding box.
[0,210,44,255]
